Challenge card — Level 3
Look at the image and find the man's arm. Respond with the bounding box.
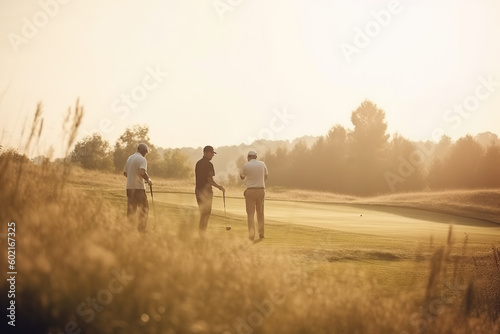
[240,164,246,180]
[207,171,225,192]
[139,168,152,185]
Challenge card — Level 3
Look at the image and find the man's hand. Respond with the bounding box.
[219,185,225,193]
[148,179,153,186]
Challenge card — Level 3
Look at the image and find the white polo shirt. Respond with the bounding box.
[241,159,268,188]
[124,152,148,189]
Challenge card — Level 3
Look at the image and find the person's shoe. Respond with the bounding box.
[249,236,254,241]
[259,234,265,239]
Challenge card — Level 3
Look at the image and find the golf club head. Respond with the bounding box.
[226,226,231,231]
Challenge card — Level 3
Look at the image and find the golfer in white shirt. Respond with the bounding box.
[240,150,268,240]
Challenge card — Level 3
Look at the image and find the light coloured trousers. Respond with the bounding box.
[244,188,265,239]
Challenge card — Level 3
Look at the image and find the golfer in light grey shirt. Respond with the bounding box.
[240,150,268,240]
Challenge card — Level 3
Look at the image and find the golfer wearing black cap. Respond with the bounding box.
[195,145,225,232]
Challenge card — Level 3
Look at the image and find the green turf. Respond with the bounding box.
[88,185,500,300]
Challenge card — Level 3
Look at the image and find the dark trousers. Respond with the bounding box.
[127,189,149,232]
[195,187,213,231]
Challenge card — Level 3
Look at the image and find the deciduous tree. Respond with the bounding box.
[113,125,158,172]
[70,133,113,171]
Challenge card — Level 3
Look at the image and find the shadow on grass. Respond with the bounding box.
[327,250,407,262]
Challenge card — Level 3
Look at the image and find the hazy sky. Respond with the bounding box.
[1,0,500,157]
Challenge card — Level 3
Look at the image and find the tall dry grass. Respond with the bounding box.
[1,150,412,333]
[0,105,499,334]
[405,226,500,334]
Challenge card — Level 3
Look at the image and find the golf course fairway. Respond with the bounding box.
[153,192,500,242]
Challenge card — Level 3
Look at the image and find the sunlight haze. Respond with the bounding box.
[1,0,499,157]
[2,2,500,332]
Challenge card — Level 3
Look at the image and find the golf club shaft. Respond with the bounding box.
[223,192,230,230]
[150,183,157,227]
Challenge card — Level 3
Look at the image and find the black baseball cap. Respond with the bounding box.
[203,145,217,154]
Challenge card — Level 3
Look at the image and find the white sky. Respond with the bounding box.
[1,0,500,157]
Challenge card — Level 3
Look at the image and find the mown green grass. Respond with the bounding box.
[88,174,496,300]
[70,170,500,297]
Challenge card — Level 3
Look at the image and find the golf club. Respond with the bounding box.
[150,183,157,230]
[224,191,231,231]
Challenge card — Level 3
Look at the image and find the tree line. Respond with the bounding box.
[262,100,500,195]
[12,99,499,195]
[69,124,192,179]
